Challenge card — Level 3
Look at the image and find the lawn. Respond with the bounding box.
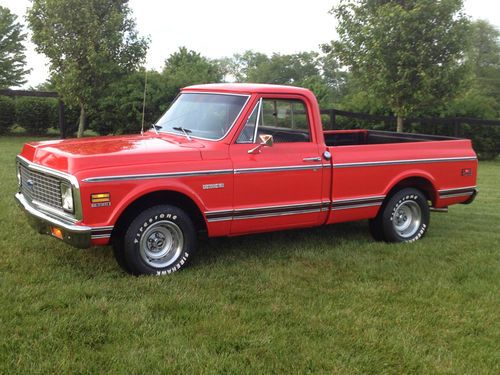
[0,136,498,374]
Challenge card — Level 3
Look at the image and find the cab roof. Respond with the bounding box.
[182,83,314,96]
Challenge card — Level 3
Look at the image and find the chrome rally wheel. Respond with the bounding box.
[139,220,184,268]
[120,205,197,275]
[381,188,430,243]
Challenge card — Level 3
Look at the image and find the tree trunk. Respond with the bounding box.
[396,115,404,133]
[77,104,86,138]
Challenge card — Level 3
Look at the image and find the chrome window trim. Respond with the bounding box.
[17,155,83,221]
[333,156,477,169]
[157,92,251,142]
[252,98,263,143]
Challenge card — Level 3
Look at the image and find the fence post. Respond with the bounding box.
[58,99,66,139]
[329,109,336,130]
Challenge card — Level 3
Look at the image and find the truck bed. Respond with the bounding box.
[324,129,457,147]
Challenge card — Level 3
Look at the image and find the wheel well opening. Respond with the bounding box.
[111,191,207,243]
[387,177,437,205]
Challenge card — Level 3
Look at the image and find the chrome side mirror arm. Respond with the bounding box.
[248,134,274,154]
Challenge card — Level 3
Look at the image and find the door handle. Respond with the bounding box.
[303,157,321,162]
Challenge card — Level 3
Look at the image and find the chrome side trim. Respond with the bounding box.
[332,202,382,211]
[332,195,386,204]
[84,163,330,183]
[234,165,322,174]
[205,201,328,222]
[232,208,320,220]
[333,156,477,169]
[438,186,477,194]
[438,186,477,199]
[439,192,475,199]
[331,195,386,211]
[83,169,234,183]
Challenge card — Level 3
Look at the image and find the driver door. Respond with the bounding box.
[229,96,325,235]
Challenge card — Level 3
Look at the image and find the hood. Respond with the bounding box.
[20,133,204,174]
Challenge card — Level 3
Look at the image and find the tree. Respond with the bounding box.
[326,0,469,131]
[226,50,321,85]
[220,50,338,106]
[467,20,500,110]
[0,6,29,88]
[162,47,223,96]
[27,0,148,137]
[91,69,168,135]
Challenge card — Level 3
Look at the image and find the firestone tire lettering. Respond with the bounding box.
[380,188,430,243]
[113,204,197,276]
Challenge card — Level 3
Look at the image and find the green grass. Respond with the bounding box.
[1,136,499,374]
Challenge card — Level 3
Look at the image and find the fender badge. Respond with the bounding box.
[203,183,224,190]
[91,202,111,208]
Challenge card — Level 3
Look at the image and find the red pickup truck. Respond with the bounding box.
[15,84,478,275]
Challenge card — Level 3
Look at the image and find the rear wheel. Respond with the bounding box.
[115,205,197,275]
[381,188,430,243]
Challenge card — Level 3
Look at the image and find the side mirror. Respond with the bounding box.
[248,134,274,154]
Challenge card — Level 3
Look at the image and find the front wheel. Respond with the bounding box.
[117,205,197,275]
[381,188,430,243]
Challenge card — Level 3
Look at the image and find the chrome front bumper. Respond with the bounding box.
[15,192,92,248]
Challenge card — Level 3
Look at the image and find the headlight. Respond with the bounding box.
[60,183,74,213]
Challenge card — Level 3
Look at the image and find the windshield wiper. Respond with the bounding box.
[150,124,160,135]
[172,126,192,141]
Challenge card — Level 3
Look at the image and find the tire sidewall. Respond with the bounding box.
[382,189,430,243]
[124,205,197,275]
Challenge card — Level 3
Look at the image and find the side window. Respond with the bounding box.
[236,98,311,144]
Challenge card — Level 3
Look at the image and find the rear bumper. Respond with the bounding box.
[461,188,479,205]
[15,192,93,248]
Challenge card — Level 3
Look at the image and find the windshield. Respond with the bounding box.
[155,93,249,140]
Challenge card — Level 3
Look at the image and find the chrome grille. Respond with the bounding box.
[19,164,63,210]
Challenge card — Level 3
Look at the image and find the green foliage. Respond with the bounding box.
[91,70,168,135]
[163,47,223,94]
[0,96,15,134]
[15,97,57,135]
[327,0,470,125]
[1,136,499,373]
[220,50,342,106]
[0,6,30,88]
[27,0,148,136]
[91,48,223,135]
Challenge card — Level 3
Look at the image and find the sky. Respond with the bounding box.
[1,0,499,88]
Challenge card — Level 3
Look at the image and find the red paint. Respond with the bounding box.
[18,83,478,246]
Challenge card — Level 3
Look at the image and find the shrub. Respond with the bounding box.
[0,96,16,134]
[15,97,57,135]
